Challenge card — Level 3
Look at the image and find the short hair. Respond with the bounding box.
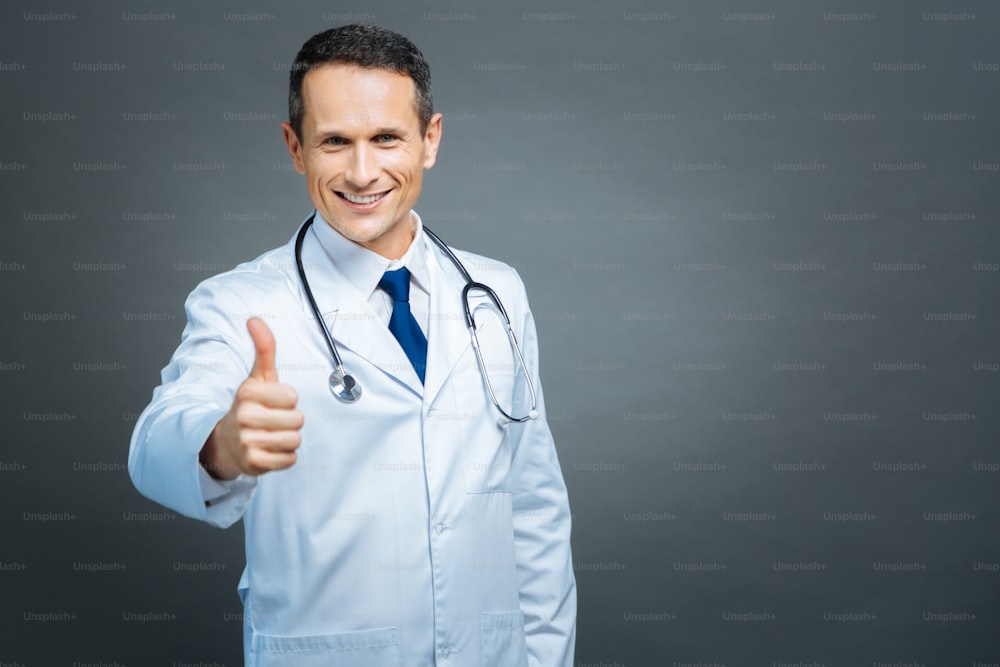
[288,24,434,140]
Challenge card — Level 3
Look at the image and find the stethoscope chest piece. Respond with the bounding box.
[329,369,362,403]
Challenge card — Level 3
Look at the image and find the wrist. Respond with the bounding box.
[200,422,240,480]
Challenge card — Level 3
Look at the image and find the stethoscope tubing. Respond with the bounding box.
[293,213,537,422]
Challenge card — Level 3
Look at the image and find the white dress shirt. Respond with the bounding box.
[311,209,430,336]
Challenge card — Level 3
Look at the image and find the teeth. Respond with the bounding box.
[342,191,385,204]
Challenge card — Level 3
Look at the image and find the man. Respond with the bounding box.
[128,24,576,667]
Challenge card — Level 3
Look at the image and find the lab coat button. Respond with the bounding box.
[435,522,447,535]
[440,646,453,658]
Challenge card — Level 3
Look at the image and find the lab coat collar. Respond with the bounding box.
[422,227,478,409]
[290,210,473,405]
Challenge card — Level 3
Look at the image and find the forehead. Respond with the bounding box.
[301,63,419,129]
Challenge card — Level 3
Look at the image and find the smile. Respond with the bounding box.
[337,190,390,205]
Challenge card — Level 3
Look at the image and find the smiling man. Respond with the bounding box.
[128,24,576,667]
[283,57,436,260]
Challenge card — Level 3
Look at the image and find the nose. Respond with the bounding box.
[344,141,378,190]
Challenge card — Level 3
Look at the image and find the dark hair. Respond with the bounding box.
[288,24,433,140]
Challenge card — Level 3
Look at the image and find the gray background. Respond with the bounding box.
[1,0,998,664]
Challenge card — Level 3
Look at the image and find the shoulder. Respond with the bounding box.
[187,241,297,304]
[431,244,537,333]
[450,248,523,285]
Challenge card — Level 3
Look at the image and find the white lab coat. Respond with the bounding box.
[128,213,576,667]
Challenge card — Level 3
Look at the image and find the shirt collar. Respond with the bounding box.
[310,209,430,300]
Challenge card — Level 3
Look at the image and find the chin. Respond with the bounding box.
[327,215,390,243]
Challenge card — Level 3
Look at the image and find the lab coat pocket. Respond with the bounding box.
[252,625,400,667]
[455,369,515,494]
[481,610,529,667]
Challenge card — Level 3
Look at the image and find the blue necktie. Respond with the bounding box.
[379,267,427,384]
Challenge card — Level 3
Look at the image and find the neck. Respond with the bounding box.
[359,211,416,259]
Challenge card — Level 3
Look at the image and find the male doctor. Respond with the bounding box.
[128,24,575,667]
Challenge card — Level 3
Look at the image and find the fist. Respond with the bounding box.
[200,317,305,479]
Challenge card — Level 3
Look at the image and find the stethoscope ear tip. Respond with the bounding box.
[528,410,539,420]
[497,415,511,427]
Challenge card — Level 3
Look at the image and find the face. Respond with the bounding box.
[282,64,442,259]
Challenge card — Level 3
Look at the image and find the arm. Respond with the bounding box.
[507,274,577,667]
[128,280,302,528]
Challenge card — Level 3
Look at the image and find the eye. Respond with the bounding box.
[375,134,396,143]
[325,136,346,146]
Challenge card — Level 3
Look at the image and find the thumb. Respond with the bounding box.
[247,317,278,382]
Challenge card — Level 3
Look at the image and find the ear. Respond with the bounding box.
[422,113,443,169]
[281,122,306,174]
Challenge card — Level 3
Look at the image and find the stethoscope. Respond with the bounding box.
[294,213,538,424]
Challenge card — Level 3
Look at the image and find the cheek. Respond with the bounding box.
[305,155,343,187]
[307,171,327,193]
[380,150,423,184]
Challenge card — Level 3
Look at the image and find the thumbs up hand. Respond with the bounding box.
[199,317,305,480]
